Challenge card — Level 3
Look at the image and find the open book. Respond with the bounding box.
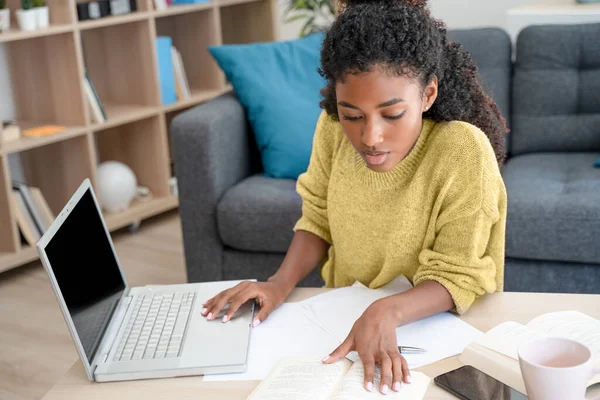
[459,311,600,394]
[247,356,431,400]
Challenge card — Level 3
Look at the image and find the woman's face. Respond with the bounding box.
[335,67,437,172]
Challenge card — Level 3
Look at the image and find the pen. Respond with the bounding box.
[398,346,427,354]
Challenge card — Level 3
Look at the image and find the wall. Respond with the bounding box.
[278,0,574,40]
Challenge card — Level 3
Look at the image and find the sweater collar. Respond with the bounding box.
[352,119,436,189]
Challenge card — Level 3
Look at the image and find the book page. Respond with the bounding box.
[330,362,431,400]
[474,321,546,360]
[247,357,352,400]
[526,311,600,359]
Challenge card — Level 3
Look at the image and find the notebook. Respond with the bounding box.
[246,356,431,400]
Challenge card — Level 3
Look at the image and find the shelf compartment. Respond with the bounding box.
[94,116,171,204]
[5,0,75,27]
[0,155,19,253]
[6,31,87,128]
[105,195,178,231]
[155,6,223,92]
[19,134,96,216]
[81,19,160,122]
[219,0,277,44]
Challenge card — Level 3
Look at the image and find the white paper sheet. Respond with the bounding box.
[203,302,341,382]
[300,276,483,368]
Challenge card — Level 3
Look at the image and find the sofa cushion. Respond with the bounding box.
[503,153,600,264]
[217,175,301,253]
[448,28,512,128]
[512,23,600,156]
[208,33,326,180]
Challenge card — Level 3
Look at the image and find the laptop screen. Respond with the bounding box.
[44,188,126,364]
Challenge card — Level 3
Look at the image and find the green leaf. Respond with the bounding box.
[299,16,315,37]
[285,13,310,24]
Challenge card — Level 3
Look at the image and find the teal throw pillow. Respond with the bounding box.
[209,33,326,179]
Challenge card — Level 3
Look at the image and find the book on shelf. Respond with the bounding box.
[171,46,191,100]
[156,37,178,105]
[247,356,431,400]
[83,71,107,123]
[10,182,56,246]
[459,310,600,395]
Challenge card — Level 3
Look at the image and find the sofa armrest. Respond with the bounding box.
[171,92,253,282]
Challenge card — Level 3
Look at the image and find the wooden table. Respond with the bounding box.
[42,289,600,400]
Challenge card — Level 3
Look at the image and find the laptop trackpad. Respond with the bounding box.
[180,301,253,369]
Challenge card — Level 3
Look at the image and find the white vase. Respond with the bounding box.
[16,9,37,31]
[0,9,10,32]
[35,6,49,29]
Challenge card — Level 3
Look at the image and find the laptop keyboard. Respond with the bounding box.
[113,292,196,362]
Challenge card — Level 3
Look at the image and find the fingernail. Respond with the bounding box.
[252,319,261,328]
[222,315,228,323]
[393,382,401,391]
[201,308,207,315]
[207,312,213,320]
[321,355,330,362]
[406,375,412,384]
[381,384,388,395]
[366,382,373,392]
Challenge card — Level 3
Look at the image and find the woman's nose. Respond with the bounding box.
[361,119,384,147]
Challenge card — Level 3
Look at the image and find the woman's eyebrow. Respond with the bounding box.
[337,98,406,110]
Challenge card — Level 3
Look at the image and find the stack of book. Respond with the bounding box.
[10,182,56,247]
[171,46,191,101]
[156,37,192,104]
[83,70,107,123]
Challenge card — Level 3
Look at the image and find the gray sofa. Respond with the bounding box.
[171,24,600,293]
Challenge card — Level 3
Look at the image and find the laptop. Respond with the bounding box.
[37,179,255,382]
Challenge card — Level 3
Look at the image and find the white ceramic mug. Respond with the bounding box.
[518,337,600,400]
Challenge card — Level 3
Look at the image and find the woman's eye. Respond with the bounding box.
[384,113,405,120]
[342,115,363,121]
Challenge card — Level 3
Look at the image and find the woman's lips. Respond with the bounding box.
[363,151,389,166]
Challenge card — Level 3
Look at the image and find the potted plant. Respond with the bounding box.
[284,0,338,37]
[16,0,36,31]
[33,0,48,28]
[0,0,10,32]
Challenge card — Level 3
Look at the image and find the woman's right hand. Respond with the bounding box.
[200,279,293,327]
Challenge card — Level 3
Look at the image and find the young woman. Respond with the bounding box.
[202,0,508,394]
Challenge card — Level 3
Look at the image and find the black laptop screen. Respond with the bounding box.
[44,189,126,364]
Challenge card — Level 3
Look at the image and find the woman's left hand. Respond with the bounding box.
[322,297,411,394]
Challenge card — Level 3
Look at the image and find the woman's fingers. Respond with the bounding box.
[378,353,392,394]
[362,357,375,392]
[401,354,411,384]
[203,282,249,320]
[252,299,276,328]
[390,352,405,391]
[322,337,354,364]
[222,288,258,323]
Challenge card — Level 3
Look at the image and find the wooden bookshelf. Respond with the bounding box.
[0,0,280,272]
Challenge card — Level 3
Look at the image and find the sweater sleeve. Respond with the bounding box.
[293,112,337,244]
[412,207,502,315]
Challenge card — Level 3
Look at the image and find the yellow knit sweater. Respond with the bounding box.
[294,112,507,314]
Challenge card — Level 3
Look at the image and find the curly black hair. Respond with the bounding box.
[320,0,508,163]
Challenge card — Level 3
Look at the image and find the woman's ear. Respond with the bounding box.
[422,76,438,112]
